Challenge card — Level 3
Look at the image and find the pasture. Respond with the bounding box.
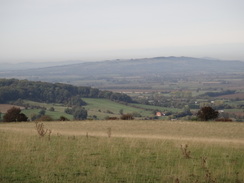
[1,99,158,120]
[0,120,244,183]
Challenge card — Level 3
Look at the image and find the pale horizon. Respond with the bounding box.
[1,0,244,63]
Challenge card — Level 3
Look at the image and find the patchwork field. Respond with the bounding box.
[0,99,159,121]
[0,120,243,183]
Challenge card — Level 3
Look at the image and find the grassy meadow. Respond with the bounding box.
[0,120,244,183]
[17,99,159,120]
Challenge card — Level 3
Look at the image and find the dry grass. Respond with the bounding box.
[0,120,244,183]
[1,120,243,146]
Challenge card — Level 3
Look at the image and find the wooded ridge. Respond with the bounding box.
[0,79,133,104]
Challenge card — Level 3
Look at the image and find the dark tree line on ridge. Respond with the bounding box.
[0,79,133,104]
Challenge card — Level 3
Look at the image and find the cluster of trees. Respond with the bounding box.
[0,105,225,122]
[173,109,193,118]
[1,107,55,122]
[30,109,53,121]
[1,106,88,122]
[134,89,240,113]
[135,95,192,109]
[2,107,28,122]
[65,106,87,120]
[204,90,235,97]
[0,79,133,104]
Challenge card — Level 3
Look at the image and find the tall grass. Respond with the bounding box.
[0,121,244,183]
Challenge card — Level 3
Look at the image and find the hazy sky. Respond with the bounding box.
[1,0,244,63]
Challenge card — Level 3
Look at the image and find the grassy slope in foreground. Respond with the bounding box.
[0,120,244,183]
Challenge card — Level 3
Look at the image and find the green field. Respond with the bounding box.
[130,103,181,112]
[20,100,73,120]
[1,96,243,122]
[82,98,155,119]
[12,99,157,120]
[0,120,243,183]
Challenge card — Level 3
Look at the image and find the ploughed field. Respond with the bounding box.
[0,120,244,183]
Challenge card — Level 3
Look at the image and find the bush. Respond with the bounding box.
[132,112,141,117]
[106,110,114,114]
[59,116,69,121]
[120,114,134,120]
[49,107,55,111]
[39,109,46,116]
[106,117,119,120]
[35,115,53,121]
[65,108,73,115]
[215,118,233,122]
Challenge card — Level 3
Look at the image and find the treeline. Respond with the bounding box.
[0,79,133,104]
[204,90,235,97]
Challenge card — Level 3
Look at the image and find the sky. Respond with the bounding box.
[0,0,244,63]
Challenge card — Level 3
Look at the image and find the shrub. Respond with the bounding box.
[215,118,233,122]
[35,122,52,139]
[65,108,73,114]
[35,115,53,121]
[132,112,141,117]
[106,110,114,114]
[106,117,119,120]
[49,107,55,111]
[39,109,46,116]
[120,113,134,120]
[59,116,69,121]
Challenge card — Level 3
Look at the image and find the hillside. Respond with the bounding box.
[0,79,133,104]
[0,79,164,121]
[21,99,158,120]
[1,57,244,85]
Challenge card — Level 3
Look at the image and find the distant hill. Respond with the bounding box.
[1,56,244,85]
[0,60,84,71]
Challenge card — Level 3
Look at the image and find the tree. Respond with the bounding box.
[197,106,219,121]
[39,109,46,116]
[49,107,55,111]
[119,109,124,115]
[0,78,133,104]
[73,107,87,120]
[67,95,86,106]
[16,113,28,122]
[3,107,28,122]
